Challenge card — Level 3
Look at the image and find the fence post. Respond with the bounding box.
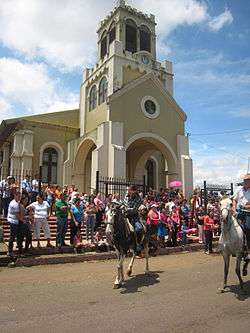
[96,170,99,194]
[204,180,207,215]
[230,183,234,196]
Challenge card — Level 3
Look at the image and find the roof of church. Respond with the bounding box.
[2,108,80,129]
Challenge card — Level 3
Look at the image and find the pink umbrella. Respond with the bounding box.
[169,180,182,188]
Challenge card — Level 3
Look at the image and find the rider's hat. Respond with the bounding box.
[111,199,120,205]
[242,173,250,181]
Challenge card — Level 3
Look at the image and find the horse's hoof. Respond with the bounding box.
[145,270,150,276]
[217,288,225,294]
[243,269,248,277]
[127,270,132,277]
[113,283,122,289]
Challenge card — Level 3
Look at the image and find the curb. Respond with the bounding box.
[0,242,219,268]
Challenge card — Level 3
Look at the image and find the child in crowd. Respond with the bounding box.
[73,229,83,254]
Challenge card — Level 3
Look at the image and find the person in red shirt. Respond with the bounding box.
[204,210,215,254]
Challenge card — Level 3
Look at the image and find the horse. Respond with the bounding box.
[105,203,150,289]
[219,197,250,292]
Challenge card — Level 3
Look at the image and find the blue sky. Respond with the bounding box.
[0,0,249,185]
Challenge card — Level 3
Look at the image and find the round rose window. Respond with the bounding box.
[141,96,160,119]
[144,100,156,115]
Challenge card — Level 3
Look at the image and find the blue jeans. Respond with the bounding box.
[56,216,68,246]
[86,216,95,242]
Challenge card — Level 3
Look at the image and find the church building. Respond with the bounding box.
[0,0,193,197]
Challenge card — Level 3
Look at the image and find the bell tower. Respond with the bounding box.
[97,0,157,63]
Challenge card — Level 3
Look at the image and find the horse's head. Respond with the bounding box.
[220,197,233,222]
[105,203,123,243]
[105,207,115,244]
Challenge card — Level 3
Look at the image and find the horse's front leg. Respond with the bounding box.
[219,254,230,293]
[236,255,244,291]
[127,251,136,277]
[114,251,124,289]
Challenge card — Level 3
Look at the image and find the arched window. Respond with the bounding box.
[89,85,97,111]
[99,77,108,105]
[101,31,107,59]
[125,19,137,53]
[42,148,58,184]
[109,22,116,45]
[140,25,151,52]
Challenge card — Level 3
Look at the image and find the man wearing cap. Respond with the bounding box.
[233,173,250,249]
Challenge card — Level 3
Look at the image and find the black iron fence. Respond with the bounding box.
[201,180,234,214]
[95,171,146,199]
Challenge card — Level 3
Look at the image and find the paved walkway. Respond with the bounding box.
[1,252,250,332]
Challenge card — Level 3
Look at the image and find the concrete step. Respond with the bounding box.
[0,242,219,268]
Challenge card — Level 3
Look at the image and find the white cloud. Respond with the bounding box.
[0,0,233,71]
[208,9,233,32]
[0,97,13,114]
[193,152,247,186]
[0,58,79,122]
[133,0,208,34]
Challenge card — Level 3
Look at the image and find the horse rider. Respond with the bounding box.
[125,185,143,251]
[233,173,250,250]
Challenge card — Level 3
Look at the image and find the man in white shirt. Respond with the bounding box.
[7,191,22,256]
[233,173,250,249]
[31,174,40,203]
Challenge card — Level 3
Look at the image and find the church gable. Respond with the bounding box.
[109,74,185,150]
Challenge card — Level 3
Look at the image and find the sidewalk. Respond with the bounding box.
[0,241,219,268]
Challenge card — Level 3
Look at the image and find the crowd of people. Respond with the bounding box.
[0,174,223,257]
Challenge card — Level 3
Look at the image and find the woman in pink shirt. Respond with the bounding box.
[147,204,159,236]
[203,210,215,254]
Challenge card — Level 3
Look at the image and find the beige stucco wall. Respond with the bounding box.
[85,103,109,134]
[22,121,79,178]
[123,66,146,86]
[109,78,185,153]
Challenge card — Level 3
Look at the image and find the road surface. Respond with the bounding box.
[1,252,250,332]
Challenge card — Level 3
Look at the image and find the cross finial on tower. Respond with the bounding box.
[115,0,126,8]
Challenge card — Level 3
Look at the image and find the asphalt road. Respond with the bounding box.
[1,252,250,333]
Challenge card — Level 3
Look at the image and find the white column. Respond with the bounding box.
[10,130,24,175]
[177,135,193,199]
[90,122,110,191]
[108,122,126,178]
[63,139,78,187]
[21,130,34,173]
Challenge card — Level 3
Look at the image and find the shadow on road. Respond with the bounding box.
[223,280,250,301]
[120,270,163,294]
